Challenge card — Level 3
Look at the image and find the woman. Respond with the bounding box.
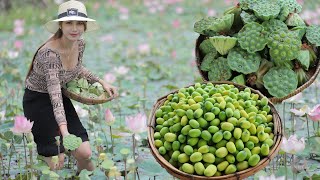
[23,0,117,171]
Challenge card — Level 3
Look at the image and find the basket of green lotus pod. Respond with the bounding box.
[147,81,283,179]
[62,78,114,105]
[194,0,320,104]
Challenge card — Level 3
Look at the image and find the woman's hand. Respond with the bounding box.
[99,80,119,98]
[59,124,70,137]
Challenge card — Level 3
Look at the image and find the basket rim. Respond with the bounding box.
[62,87,115,105]
[195,34,320,104]
[147,81,283,180]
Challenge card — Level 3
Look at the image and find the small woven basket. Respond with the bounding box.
[195,35,320,104]
[62,88,114,105]
[147,81,283,180]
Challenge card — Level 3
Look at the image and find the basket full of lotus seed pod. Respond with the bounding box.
[62,78,114,105]
[194,0,320,104]
[147,81,282,180]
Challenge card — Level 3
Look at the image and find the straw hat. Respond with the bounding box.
[44,0,99,33]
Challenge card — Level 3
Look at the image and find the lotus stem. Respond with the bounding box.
[109,126,114,157]
[22,134,29,180]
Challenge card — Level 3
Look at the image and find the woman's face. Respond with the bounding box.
[60,21,86,41]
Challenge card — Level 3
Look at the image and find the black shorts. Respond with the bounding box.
[23,88,89,157]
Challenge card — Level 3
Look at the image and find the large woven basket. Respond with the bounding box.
[195,35,320,104]
[62,88,114,105]
[147,81,283,180]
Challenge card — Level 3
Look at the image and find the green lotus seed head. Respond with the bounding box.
[231,74,246,85]
[238,22,268,53]
[227,47,262,74]
[209,35,237,55]
[263,66,298,98]
[239,0,260,10]
[291,26,306,40]
[286,13,306,27]
[253,1,281,21]
[262,19,288,37]
[199,39,217,55]
[200,52,216,71]
[208,14,235,33]
[277,6,290,21]
[208,57,232,81]
[63,134,82,151]
[194,17,217,35]
[240,11,258,24]
[268,29,301,64]
[306,25,320,47]
[278,0,302,14]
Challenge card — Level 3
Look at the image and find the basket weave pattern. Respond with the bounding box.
[195,35,320,104]
[147,82,283,180]
[62,88,114,105]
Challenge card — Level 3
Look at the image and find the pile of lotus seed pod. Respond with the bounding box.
[194,0,320,99]
[153,83,275,177]
[65,78,109,99]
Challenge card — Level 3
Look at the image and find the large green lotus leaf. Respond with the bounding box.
[231,74,245,85]
[209,36,237,55]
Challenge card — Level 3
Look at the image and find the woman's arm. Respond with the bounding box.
[43,51,69,136]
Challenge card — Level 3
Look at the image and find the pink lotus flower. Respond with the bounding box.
[101,34,114,43]
[290,105,310,117]
[280,135,305,154]
[104,73,116,84]
[11,116,33,134]
[105,109,115,125]
[14,40,23,50]
[172,19,180,29]
[308,104,320,122]
[171,50,177,59]
[119,6,129,20]
[125,113,147,134]
[138,43,150,55]
[114,66,129,75]
[208,9,217,17]
[175,7,184,14]
[13,19,24,36]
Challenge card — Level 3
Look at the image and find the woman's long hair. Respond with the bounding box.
[25,27,63,80]
[25,21,87,81]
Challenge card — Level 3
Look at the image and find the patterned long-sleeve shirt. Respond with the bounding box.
[25,39,100,126]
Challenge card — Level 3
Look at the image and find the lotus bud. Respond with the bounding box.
[26,132,34,143]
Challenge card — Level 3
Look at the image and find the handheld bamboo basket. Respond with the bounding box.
[147,81,283,180]
[195,35,320,104]
[62,88,114,105]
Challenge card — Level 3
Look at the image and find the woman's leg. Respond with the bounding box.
[71,141,95,171]
[42,153,65,170]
